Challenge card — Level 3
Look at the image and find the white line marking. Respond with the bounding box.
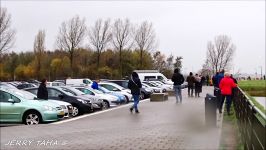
[52,98,150,124]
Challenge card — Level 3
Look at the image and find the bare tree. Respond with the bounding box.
[0,7,16,55]
[205,35,236,74]
[56,15,86,76]
[33,30,45,80]
[112,18,132,78]
[88,19,112,69]
[166,54,174,70]
[134,21,156,69]
[174,56,183,69]
[153,51,166,72]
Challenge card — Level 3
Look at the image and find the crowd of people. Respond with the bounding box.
[171,68,238,115]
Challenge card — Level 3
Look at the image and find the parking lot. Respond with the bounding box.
[0,86,222,150]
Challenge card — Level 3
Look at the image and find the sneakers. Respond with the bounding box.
[129,107,133,113]
[135,110,139,113]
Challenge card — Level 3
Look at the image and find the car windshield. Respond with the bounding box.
[143,82,156,87]
[61,87,84,96]
[98,86,110,93]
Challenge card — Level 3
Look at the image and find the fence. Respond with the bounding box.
[233,87,266,150]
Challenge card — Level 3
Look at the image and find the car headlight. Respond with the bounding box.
[77,99,87,104]
[43,105,55,111]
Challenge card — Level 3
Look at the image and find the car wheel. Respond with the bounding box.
[140,92,145,100]
[102,100,109,110]
[125,96,129,103]
[72,106,79,117]
[23,111,41,125]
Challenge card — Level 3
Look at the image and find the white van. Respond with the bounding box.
[134,70,173,85]
[65,78,93,86]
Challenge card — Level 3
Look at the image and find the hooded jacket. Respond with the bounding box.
[128,72,142,95]
[37,83,48,100]
[219,76,237,95]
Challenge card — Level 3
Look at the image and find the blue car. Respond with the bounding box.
[98,86,126,104]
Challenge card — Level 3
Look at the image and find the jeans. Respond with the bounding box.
[219,95,232,113]
[188,85,194,96]
[132,94,140,111]
[173,85,182,103]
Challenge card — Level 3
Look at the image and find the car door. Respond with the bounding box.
[0,91,23,122]
[47,88,63,100]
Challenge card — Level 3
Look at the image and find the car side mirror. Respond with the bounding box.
[58,94,64,99]
[8,99,15,103]
[113,88,120,91]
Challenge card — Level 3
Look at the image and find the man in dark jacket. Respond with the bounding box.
[171,68,184,103]
[128,72,142,113]
[37,78,48,100]
[186,72,195,97]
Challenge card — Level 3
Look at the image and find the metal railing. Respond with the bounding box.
[233,87,266,150]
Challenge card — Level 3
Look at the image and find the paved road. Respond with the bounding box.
[0,86,222,150]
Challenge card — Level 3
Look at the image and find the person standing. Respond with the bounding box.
[219,72,237,115]
[128,72,142,113]
[194,74,202,97]
[91,78,99,90]
[186,72,195,97]
[206,75,210,86]
[171,68,185,103]
[37,78,48,100]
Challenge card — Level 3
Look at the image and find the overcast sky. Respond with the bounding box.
[2,1,265,75]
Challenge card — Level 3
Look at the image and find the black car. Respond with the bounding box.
[107,80,152,100]
[24,87,93,117]
[17,83,37,89]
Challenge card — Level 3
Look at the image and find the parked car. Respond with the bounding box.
[0,82,17,89]
[66,78,93,86]
[73,87,120,108]
[24,87,93,117]
[58,86,104,110]
[47,82,66,87]
[17,83,37,89]
[53,80,66,84]
[108,80,152,99]
[97,86,127,104]
[142,82,163,93]
[0,88,64,125]
[98,82,133,103]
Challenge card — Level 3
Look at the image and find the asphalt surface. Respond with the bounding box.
[0,86,222,150]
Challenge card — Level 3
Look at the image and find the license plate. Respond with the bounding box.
[59,111,64,115]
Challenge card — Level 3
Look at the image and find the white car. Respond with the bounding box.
[47,82,66,87]
[149,81,173,91]
[73,87,120,108]
[99,82,133,102]
[142,82,163,93]
[58,86,104,110]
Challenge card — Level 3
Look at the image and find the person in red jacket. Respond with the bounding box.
[219,72,237,115]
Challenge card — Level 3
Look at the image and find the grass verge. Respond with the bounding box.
[219,104,244,150]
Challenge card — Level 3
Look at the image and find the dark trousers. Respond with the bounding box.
[219,95,232,114]
[188,85,194,96]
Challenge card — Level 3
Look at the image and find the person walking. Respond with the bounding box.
[219,72,237,115]
[171,68,185,103]
[186,72,195,97]
[128,72,142,113]
[37,78,48,100]
[194,74,202,97]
